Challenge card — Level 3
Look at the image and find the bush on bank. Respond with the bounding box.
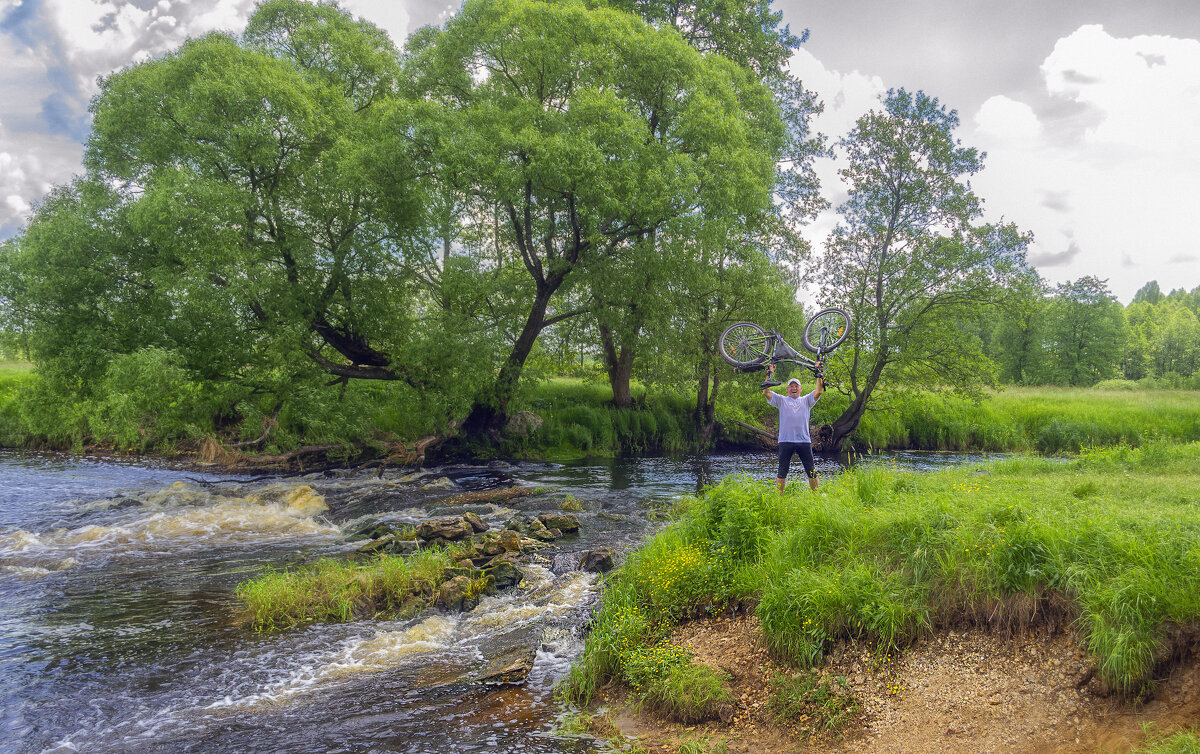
[0,364,701,457]
[563,441,1200,704]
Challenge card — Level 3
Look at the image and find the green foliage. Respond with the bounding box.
[633,653,734,725]
[731,384,1200,453]
[1129,728,1200,754]
[566,443,1200,700]
[235,548,461,632]
[811,88,1033,445]
[766,670,859,735]
[1041,276,1127,386]
[503,378,700,457]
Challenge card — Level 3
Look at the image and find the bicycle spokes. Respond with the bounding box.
[722,324,771,365]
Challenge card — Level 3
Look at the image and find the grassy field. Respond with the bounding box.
[503,377,702,458]
[562,441,1200,721]
[719,379,1200,453]
[0,360,33,376]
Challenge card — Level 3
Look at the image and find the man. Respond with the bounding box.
[762,362,823,492]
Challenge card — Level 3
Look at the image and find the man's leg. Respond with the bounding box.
[776,443,795,493]
[798,443,818,492]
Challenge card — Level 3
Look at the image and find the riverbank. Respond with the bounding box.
[4,366,1200,465]
[719,381,1200,453]
[562,441,1200,751]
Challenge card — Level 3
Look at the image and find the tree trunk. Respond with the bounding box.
[694,351,719,442]
[598,323,636,408]
[829,354,887,450]
[461,285,554,437]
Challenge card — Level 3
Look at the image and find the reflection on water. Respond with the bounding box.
[0,448,1006,753]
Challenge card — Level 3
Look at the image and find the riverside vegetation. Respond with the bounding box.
[4,357,1200,459]
[562,441,1200,731]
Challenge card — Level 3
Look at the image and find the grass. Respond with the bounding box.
[563,441,1200,709]
[621,641,734,723]
[766,670,859,735]
[235,548,465,632]
[503,377,701,458]
[721,379,1200,453]
[0,360,33,377]
[1131,727,1200,753]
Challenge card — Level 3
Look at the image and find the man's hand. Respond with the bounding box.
[762,363,779,396]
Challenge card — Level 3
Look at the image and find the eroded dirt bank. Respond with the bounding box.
[600,614,1200,753]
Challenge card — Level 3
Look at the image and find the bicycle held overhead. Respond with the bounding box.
[719,308,852,383]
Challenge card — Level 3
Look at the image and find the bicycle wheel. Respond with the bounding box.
[719,322,772,368]
[802,308,852,354]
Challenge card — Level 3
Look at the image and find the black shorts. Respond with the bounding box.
[777,441,816,479]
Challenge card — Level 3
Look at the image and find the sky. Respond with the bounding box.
[1,0,1198,302]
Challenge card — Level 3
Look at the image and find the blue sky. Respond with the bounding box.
[1,0,1198,301]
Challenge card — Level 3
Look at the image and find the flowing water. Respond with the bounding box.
[0,449,1005,753]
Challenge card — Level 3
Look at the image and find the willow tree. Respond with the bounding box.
[811,89,1032,449]
[409,0,782,435]
[71,0,457,392]
[588,0,825,410]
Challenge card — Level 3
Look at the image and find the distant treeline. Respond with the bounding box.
[985,278,1200,389]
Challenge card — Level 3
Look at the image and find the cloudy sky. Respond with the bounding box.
[2,0,1198,301]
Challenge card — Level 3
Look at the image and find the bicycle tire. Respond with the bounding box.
[802,308,852,354]
[719,322,773,368]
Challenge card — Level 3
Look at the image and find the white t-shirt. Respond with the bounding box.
[768,390,819,443]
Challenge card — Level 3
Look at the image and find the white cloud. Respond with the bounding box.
[788,48,887,147]
[786,47,887,275]
[343,0,410,46]
[974,95,1042,146]
[1043,25,1200,153]
[969,25,1200,300]
[0,121,84,234]
[0,0,416,235]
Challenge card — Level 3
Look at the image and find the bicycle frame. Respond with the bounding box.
[767,330,823,371]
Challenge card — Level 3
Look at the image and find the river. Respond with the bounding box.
[0,449,1004,753]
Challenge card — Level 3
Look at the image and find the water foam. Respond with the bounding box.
[0,484,338,568]
[206,615,459,710]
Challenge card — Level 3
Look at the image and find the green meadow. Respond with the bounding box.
[720,378,1200,453]
[563,441,1200,721]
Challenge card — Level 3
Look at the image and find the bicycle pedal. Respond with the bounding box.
[761,380,782,388]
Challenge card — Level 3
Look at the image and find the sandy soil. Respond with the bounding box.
[598,613,1200,753]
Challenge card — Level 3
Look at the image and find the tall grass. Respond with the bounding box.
[725,382,1200,453]
[236,549,464,631]
[564,442,1200,702]
[504,378,701,458]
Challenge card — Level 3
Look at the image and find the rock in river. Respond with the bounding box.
[475,645,537,685]
[537,512,580,533]
[417,516,473,542]
[579,547,615,573]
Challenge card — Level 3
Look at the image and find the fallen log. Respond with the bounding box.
[731,420,777,447]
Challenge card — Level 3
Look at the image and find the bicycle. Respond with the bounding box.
[718,308,852,381]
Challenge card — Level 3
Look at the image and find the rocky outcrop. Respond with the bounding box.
[537,513,580,533]
[345,520,396,542]
[579,547,615,573]
[463,512,489,533]
[417,516,474,543]
[438,575,481,612]
[475,645,537,685]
